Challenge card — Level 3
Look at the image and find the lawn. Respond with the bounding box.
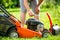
[0,8,60,40]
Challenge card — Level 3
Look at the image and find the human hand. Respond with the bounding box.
[35,7,39,14]
[27,10,34,17]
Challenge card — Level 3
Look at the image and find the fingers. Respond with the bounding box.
[35,7,39,14]
[27,10,34,17]
[35,9,39,14]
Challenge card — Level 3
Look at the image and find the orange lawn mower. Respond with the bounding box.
[0,4,60,38]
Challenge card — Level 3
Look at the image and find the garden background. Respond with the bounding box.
[0,0,60,40]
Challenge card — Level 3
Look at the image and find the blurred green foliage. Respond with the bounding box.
[0,0,19,8]
[41,0,60,8]
[0,0,60,8]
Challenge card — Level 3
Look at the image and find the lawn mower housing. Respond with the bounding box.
[26,18,44,31]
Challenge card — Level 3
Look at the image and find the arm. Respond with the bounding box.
[24,0,34,16]
[35,0,44,14]
[24,0,30,11]
[37,0,44,7]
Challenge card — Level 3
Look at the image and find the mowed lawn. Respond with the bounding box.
[0,8,60,40]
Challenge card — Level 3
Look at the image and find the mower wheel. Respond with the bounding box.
[42,29,51,38]
[7,27,18,38]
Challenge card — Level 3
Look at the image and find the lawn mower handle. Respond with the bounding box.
[0,4,11,17]
[0,4,21,27]
[46,13,53,32]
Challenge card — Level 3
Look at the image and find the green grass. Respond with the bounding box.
[0,8,60,40]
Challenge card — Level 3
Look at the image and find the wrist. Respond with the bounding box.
[27,9,31,12]
[36,5,40,8]
[27,10,30,13]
